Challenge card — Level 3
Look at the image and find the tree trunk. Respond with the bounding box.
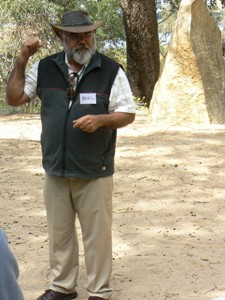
[120,0,160,107]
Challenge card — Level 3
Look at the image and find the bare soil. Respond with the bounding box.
[1,110,225,300]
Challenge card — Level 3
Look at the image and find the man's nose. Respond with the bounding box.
[77,34,87,42]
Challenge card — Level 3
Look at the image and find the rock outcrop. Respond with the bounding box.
[149,0,225,125]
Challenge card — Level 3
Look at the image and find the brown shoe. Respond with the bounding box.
[37,289,78,300]
[88,297,106,300]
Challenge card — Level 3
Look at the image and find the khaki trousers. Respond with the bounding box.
[43,173,113,299]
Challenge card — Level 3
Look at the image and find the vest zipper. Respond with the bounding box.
[60,109,70,177]
[60,66,86,177]
[60,73,79,177]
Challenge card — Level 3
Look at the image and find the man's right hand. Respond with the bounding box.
[20,38,42,61]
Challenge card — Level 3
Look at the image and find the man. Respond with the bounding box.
[0,229,24,300]
[7,10,135,300]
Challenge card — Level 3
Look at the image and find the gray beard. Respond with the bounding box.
[64,39,96,65]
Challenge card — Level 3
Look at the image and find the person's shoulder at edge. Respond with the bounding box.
[0,228,7,243]
[0,228,24,300]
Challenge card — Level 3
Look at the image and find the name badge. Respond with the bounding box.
[80,93,97,104]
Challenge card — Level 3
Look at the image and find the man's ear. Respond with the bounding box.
[58,30,64,45]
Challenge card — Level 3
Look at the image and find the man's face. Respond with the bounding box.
[62,31,96,65]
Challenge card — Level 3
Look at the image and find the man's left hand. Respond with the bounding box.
[72,115,100,133]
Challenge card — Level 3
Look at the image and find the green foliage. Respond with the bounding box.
[102,46,127,69]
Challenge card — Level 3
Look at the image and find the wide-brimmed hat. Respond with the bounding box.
[51,10,103,38]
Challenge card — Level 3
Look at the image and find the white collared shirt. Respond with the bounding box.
[24,55,136,114]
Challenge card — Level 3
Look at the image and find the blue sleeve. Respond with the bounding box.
[0,229,24,300]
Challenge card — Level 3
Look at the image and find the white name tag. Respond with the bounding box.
[80,93,97,104]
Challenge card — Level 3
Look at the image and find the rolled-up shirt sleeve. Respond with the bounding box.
[24,61,39,100]
[108,67,136,114]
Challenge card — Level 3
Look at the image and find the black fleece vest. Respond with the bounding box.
[37,51,120,178]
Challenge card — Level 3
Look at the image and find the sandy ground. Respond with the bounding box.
[1,110,225,300]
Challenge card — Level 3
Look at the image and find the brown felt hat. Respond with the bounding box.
[51,10,103,38]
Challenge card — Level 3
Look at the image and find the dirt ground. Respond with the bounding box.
[1,110,225,300]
